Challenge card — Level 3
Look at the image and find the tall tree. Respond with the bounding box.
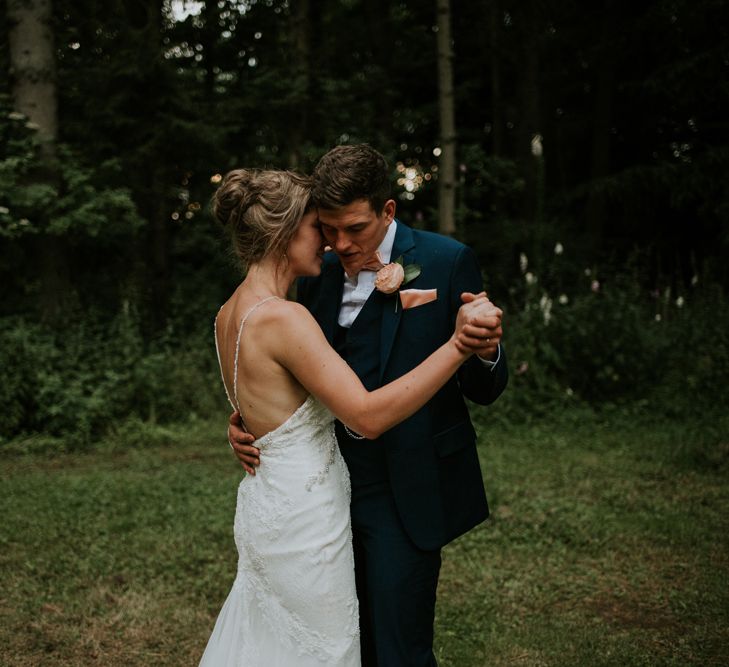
[120,0,177,330]
[7,0,56,147]
[363,0,395,150]
[436,0,456,236]
[286,0,312,169]
[584,0,619,256]
[489,0,504,157]
[6,0,70,322]
[511,0,543,262]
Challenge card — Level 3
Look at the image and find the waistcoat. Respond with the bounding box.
[333,290,388,485]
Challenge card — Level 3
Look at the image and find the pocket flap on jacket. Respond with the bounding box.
[433,420,476,458]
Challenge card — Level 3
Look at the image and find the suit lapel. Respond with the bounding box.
[316,259,344,344]
[379,222,416,381]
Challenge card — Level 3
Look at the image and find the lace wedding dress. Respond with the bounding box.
[199,297,360,666]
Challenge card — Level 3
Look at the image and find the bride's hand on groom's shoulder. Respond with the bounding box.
[228,410,260,475]
[453,292,503,359]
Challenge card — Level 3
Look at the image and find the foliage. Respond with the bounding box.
[491,246,729,421]
[0,99,143,241]
[1,0,728,446]
[0,309,224,448]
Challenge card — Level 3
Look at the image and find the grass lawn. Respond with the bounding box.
[1,411,727,666]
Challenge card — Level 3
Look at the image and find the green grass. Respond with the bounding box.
[1,411,728,666]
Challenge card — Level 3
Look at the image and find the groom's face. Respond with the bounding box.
[318,199,396,276]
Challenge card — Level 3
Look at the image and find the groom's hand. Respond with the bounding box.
[456,292,503,360]
[228,410,260,475]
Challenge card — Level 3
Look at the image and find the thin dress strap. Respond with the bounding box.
[213,296,284,418]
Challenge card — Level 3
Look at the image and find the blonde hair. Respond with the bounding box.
[212,169,312,269]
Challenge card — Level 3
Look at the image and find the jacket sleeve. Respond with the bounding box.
[449,244,509,406]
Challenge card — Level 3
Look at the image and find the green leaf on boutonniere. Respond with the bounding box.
[403,264,421,284]
[394,255,421,285]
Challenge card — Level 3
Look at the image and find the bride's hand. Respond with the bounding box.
[452,292,500,355]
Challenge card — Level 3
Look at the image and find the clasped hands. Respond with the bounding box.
[454,291,503,360]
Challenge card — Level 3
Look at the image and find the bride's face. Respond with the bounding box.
[287,209,326,277]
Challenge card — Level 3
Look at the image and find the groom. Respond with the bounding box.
[228,144,508,666]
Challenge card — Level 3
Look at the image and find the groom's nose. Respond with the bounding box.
[333,233,352,253]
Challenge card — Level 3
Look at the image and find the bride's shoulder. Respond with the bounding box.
[252,300,325,359]
[253,299,317,330]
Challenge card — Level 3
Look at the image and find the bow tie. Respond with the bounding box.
[346,251,385,278]
[361,252,385,272]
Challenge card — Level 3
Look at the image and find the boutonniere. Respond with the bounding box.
[374,255,422,311]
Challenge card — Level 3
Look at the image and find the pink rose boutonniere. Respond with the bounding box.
[374,256,422,311]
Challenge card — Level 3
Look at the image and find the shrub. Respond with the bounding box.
[495,247,728,420]
[0,308,223,449]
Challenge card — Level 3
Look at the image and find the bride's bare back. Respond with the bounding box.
[215,289,310,439]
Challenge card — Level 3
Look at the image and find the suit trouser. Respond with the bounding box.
[351,480,441,667]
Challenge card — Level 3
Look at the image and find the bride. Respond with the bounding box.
[199,169,491,666]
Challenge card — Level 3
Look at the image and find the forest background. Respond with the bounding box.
[2,2,729,665]
[1,0,728,444]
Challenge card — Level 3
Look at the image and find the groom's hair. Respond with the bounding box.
[312,144,391,215]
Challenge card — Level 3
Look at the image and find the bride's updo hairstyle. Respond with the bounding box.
[212,169,312,270]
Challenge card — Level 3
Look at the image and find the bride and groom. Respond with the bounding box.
[200,144,508,666]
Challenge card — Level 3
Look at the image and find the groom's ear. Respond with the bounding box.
[382,199,396,223]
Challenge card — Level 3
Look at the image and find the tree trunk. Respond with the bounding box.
[124,0,170,331]
[7,0,57,149]
[515,1,542,260]
[489,0,503,157]
[364,0,394,149]
[436,0,456,236]
[287,0,311,170]
[585,0,618,257]
[201,0,221,100]
[7,0,72,323]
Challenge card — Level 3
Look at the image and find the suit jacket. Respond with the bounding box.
[297,221,508,550]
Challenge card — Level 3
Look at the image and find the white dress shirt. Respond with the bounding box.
[338,221,397,328]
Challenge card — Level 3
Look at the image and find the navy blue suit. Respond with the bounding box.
[297,221,507,666]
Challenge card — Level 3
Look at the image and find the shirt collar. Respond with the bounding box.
[377,220,397,264]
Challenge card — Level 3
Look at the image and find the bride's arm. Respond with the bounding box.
[268,300,483,440]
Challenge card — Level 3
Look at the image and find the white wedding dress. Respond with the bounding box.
[200,297,360,666]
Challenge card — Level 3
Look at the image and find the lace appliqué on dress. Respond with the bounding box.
[304,426,338,492]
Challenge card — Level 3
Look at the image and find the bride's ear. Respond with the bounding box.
[276,250,289,269]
